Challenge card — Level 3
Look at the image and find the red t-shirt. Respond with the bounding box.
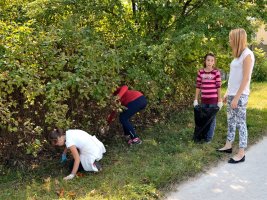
[107,85,143,123]
[114,85,143,106]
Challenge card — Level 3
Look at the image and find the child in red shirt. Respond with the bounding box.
[107,85,147,145]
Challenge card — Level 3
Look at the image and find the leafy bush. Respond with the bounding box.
[0,0,267,165]
[252,48,267,82]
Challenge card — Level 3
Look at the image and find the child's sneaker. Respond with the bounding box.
[128,137,142,145]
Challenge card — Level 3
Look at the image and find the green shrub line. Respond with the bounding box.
[1,0,267,163]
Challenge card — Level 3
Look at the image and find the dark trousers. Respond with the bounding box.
[119,95,147,139]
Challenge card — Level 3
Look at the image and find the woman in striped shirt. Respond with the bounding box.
[194,53,223,142]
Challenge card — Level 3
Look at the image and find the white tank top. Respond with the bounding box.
[227,48,255,96]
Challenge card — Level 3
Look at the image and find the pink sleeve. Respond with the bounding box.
[196,70,202,88]
[116,85,128,98]
[215,70,221,88]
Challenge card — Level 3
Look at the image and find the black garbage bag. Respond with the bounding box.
[193,105,219,142]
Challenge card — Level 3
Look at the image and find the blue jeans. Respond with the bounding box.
[201,104,217,142]
[119,96,147,139]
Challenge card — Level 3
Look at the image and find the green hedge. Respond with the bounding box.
[0,0,266,164]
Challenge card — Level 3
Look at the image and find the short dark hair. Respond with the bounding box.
[49,128,64,145]
[203,52,216,68]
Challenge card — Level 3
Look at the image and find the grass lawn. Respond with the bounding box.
[1,82,267,200]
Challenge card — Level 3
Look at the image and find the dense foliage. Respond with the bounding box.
[0,0,267,165]
[252,48,267,81]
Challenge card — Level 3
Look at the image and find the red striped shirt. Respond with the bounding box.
[196,69,221,104]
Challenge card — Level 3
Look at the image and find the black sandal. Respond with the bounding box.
[228,156,245,164]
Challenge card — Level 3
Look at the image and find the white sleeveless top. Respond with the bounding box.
[227,48,255,96]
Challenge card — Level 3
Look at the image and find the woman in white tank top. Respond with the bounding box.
[217,28,255,164]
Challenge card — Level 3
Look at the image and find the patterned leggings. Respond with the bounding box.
[227,95,248,148]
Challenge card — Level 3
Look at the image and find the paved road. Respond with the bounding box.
[166,137,267,200]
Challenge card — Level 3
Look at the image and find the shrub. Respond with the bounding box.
[252,48,267,82]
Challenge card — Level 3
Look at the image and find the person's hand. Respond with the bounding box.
[217,101,223,110]
[63,173,75,180]
[111,96,120,107]
[60,153,67,163]
[231,97,239,109]
[114,95,120,103]
[193,100,198,107]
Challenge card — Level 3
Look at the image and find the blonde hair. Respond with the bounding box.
[229,28,247,58]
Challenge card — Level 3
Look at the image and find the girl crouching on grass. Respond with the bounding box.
[49,128,106,180]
